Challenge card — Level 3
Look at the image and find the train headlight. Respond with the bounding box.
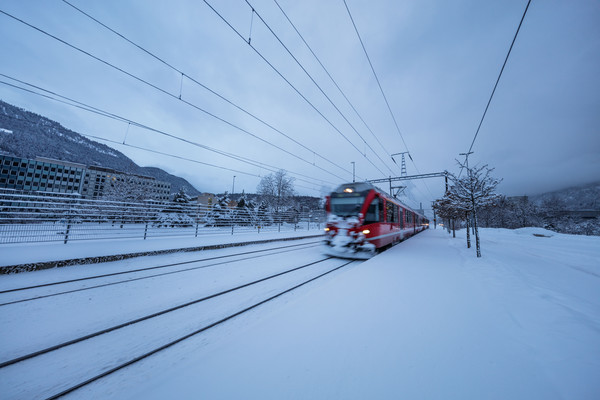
[362,229,370,235]
[324,227,330,232]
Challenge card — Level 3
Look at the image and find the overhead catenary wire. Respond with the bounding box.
[460,0,532,176]
[60,0,354,179]
[202,0,386,178]
[243,0,396,176]
[0,76,332,190]
[0,81,323,193]
[0,8,348,184]
[272,0,396,173]
[342,0,411,160]
[342,0,435,199]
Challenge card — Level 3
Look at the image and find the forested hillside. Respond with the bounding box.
[0,100,200,196]
[530,182,600,210]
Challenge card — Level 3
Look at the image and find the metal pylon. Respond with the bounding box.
[391,152,410,197]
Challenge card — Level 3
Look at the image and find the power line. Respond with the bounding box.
[0,75,333,188]
[83,135,320,192]
[0,79,324,193]
[85,135,322,193]
[202,0,386,178]
[271,0,398,174]
[342,0,436,199]
[462,0,532,173]
[0,8,347,183]
[244,0,395,176]
[60,0,353,179]
[342,0,410,156]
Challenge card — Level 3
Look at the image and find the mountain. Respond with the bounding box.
[530,182,600,210]
[0,100,200,197]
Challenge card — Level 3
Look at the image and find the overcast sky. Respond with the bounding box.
[1,0,599,212]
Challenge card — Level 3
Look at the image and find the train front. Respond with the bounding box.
[323,183,376,259]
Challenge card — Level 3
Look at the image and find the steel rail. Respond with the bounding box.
[0,240,321,295]
[43,258,355,400]
[0,243,321,306]
[0,256,340,369]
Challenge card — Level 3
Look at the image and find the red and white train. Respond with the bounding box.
[323,182,429,259]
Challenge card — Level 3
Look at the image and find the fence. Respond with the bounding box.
[0,189,326,245]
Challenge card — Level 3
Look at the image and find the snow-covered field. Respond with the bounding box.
[0,221,324,246]
[0,229,323,267]
[1,228,599,399]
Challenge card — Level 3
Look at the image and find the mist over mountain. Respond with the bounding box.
[0,100,200,197]
[530,182,600,210]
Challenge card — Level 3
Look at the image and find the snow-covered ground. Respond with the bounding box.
[0,229,323,267]
[1,227,599,399]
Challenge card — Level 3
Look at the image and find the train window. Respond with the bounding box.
[386,201,394,223]
[364,198,381,224]
[330,195,365,217]
[394,205,399,223]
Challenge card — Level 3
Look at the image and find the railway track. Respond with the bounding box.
[0,243,359,399]
[0,240,322,306]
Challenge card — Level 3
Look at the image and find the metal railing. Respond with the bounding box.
[0,189,325,244]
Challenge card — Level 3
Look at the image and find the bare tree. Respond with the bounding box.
[446,162,502,257]
[432,194,462,238]
[257,170,295,212]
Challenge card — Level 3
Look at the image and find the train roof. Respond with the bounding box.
[332,182,376,194]
[332,182,428,219]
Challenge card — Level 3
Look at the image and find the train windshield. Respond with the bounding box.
[330,195,365,217]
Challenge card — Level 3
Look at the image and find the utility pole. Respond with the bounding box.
[351,162,355,183]
[232,175,236,195]
[459,151,473,170]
